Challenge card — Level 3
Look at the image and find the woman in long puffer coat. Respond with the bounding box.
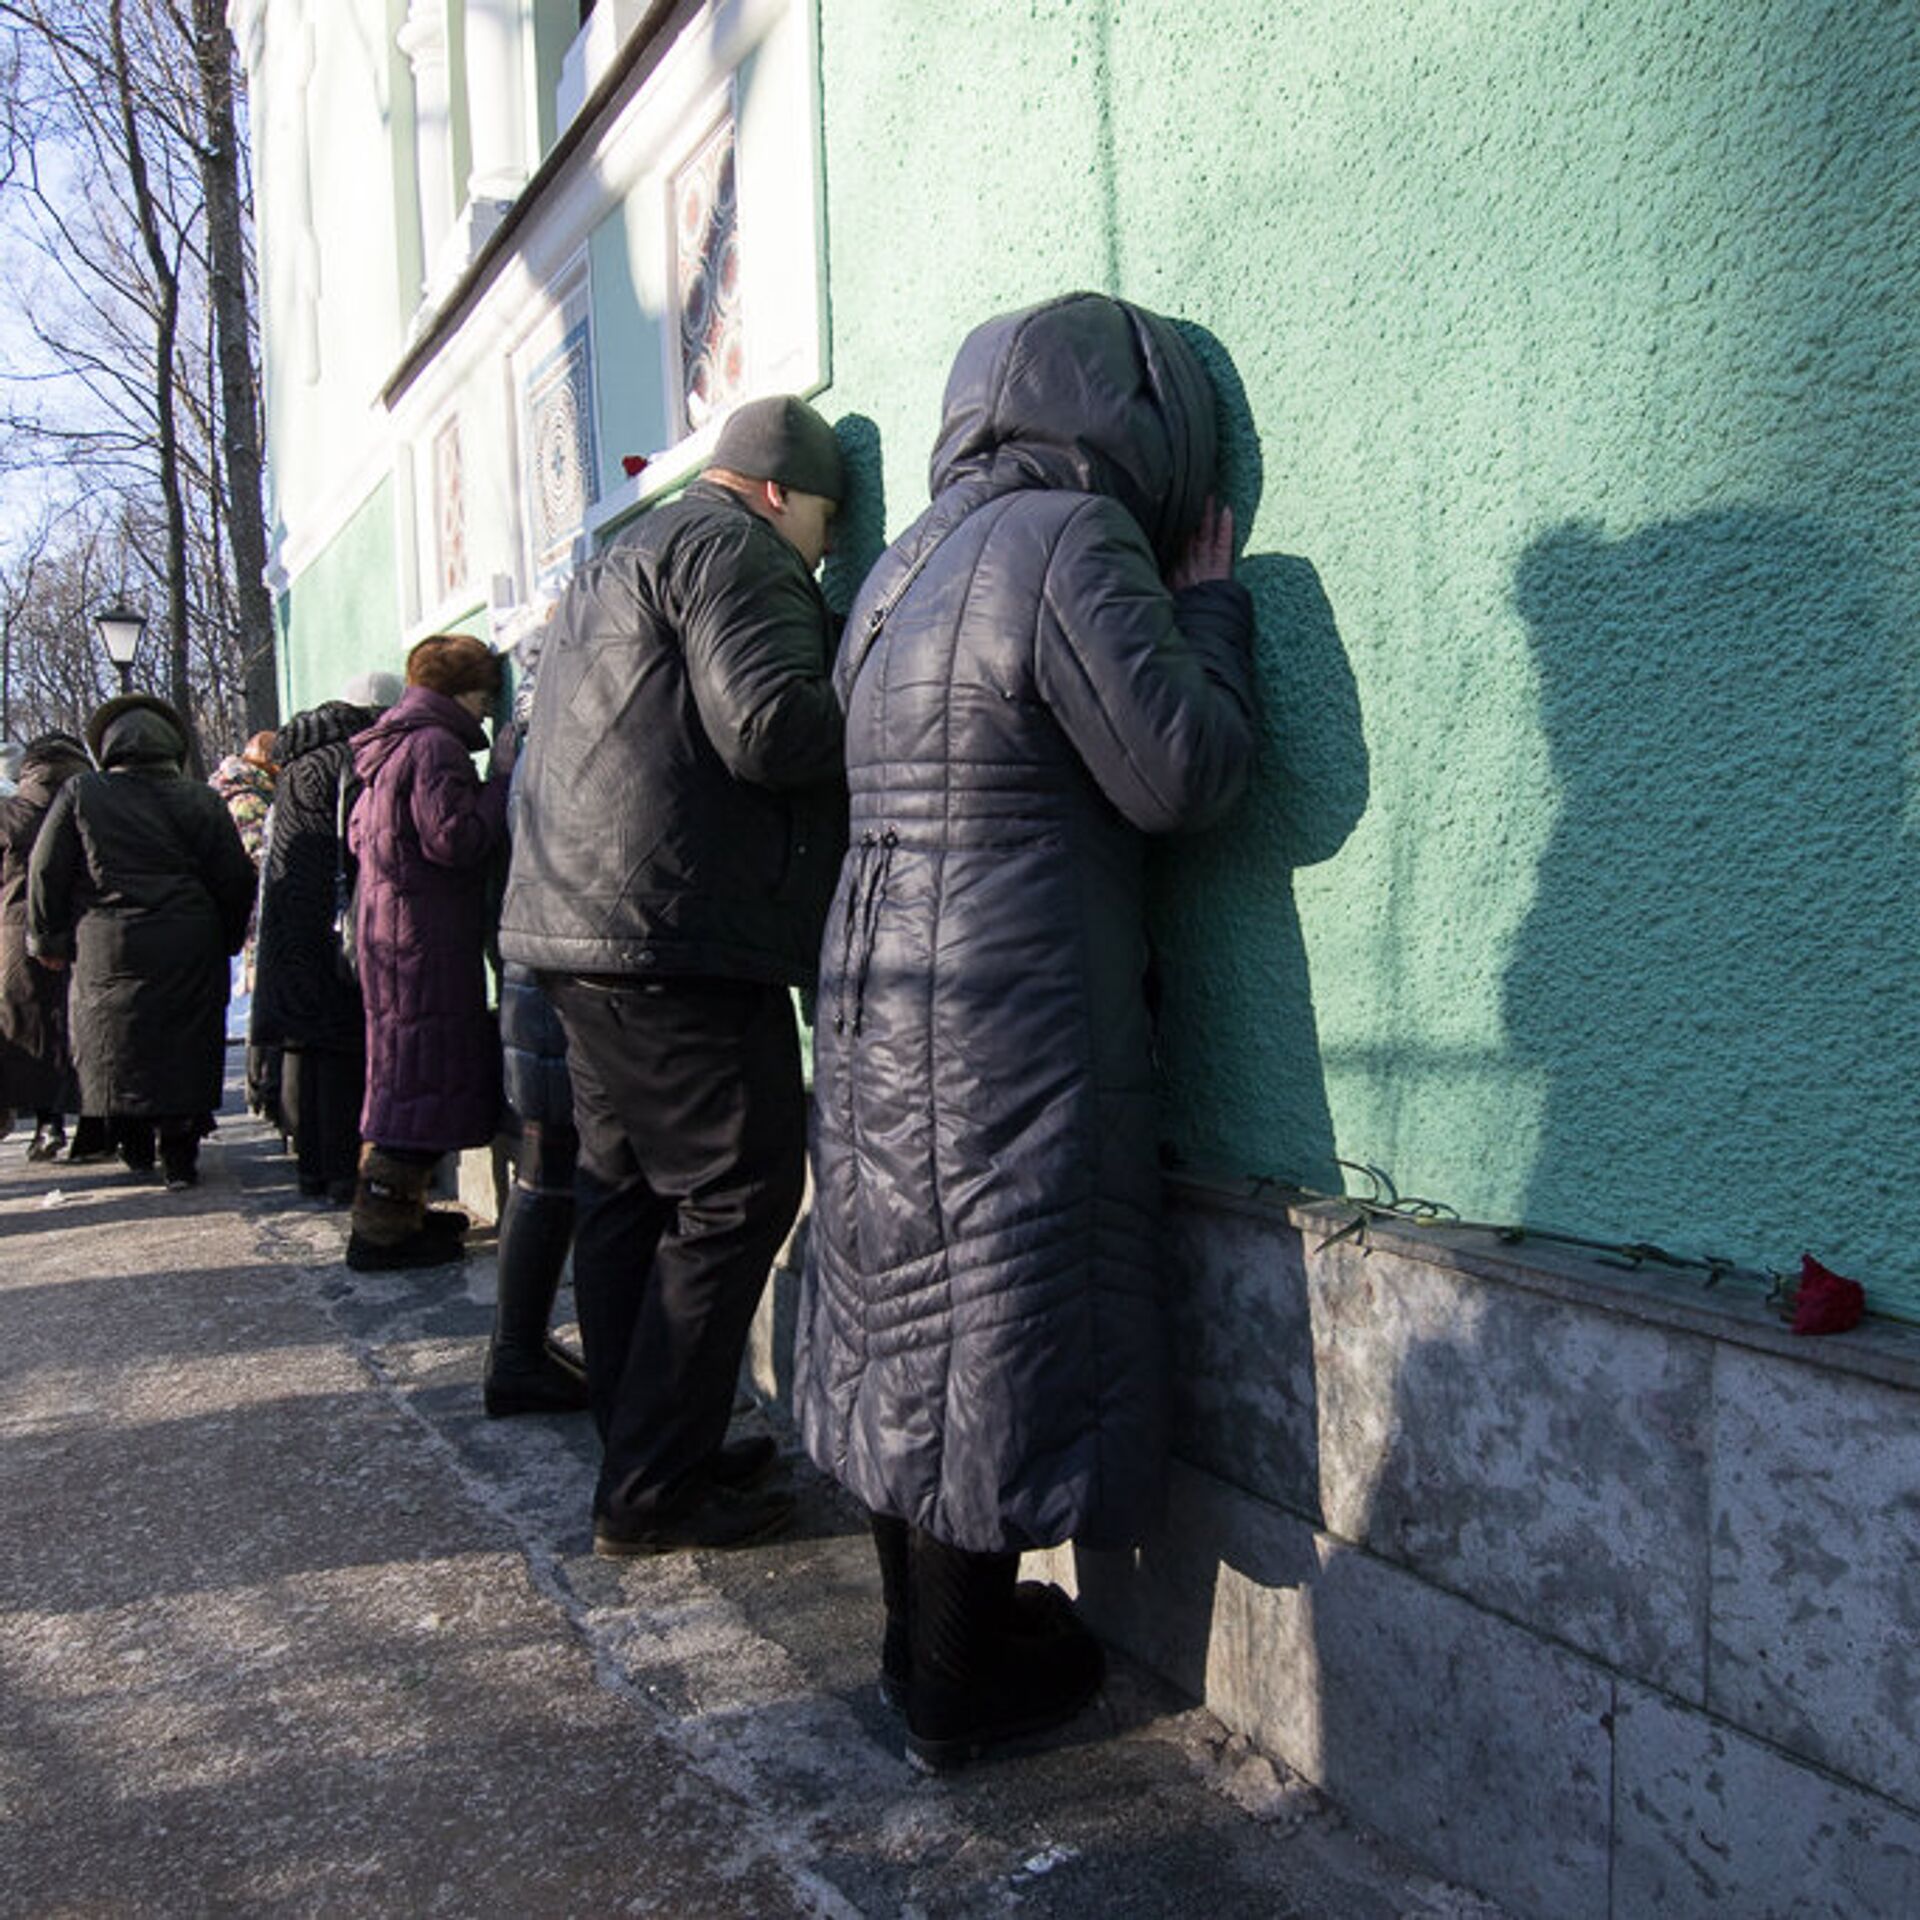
[27,695,258,1187]
[250,680,396,1200]
[345,634,508,1269]
[0,732,92,1157]
[795,293,1257,1768]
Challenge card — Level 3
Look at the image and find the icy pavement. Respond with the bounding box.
[0,1079,1509,1918]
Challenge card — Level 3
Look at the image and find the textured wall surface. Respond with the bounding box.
[276,480,401,711]
[816,0,1920,1308]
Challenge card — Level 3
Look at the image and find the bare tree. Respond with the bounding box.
[0,0,273,756]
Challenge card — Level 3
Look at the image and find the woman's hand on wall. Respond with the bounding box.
[1168,497,1235,592]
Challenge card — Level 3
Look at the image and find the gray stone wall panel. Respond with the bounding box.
[1164,1198,1322,1517]
[1305,1232,1713,1696]
[1044,1462,1614,1920]
[1709,1346,1920,1810]
[1614,1684,1920,1918]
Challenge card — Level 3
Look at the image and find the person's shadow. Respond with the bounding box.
[821,412,886,621]
[1506,510,1918,1278]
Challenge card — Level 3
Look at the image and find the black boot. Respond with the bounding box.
[66,1115,113,1162]
[159,1121,200,1190]
[27,1113,66,1162]
[345,1228,466,1272]
[114,1118,156,1173]
[903,1529,1105,1771]
[872,1512,911,1709]
[483,1181,588,1416]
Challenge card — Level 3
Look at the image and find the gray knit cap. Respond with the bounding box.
[339,669,403,711]
[708,395,847,503]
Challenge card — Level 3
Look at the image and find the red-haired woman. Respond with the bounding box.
[346,633,510,1269]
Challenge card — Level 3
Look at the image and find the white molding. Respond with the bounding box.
[274,0,825,642]
[583,417,719,540]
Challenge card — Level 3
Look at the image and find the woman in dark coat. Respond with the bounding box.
[250,678,396,1201]
[795,293,1257,1768]
[0,732,92,1156]
[27,695,257,1188]
[345,634,508,1270]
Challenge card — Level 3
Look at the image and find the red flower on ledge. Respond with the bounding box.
[1790,1253,1866,1336]
[621,454,650,478]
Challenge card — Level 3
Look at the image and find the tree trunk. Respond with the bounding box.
[110,0,197,765]
[193,0,276,732]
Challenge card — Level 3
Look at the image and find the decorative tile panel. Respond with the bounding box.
[432,413,465,599]
[673,113,745,433]
[524,318,598,571]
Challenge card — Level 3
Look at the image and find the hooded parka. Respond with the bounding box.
[795,294,1258,1554]
[349,685,507,1151]
[27,700,257,1117]
[0,735,92,1111]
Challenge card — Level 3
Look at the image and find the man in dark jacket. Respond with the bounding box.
[499,394,847,1556]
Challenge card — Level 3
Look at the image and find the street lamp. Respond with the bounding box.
[95,602,146,694]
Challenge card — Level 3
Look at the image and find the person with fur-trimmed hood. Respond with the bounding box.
[27,694,257,1188]
[345,635,509,1270]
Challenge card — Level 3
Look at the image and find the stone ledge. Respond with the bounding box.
[1167,1170,1920,1396]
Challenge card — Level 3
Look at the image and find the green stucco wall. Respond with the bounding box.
[278,480,404,706]
[815,0,1920,1306]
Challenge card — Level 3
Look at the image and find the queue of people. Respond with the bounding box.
[0,292,1257,1776]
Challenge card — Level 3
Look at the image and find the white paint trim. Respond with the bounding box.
[274,0,824,640]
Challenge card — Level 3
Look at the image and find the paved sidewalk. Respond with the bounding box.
[0,1080,1506,1919]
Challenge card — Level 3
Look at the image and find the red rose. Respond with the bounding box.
[1791,1253,1866,1336]
[621,453,650,478]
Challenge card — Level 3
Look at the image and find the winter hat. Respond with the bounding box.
[339,669,403,711]
[21,731,86,771]
[84,691,190,766]
[708,395,847,503]
[404,633,503,700]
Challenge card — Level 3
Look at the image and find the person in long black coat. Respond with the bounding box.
[0,733,91,1156]
[250,686,391,1200]
[795,293,1258,1768]
[28,694,257,1188]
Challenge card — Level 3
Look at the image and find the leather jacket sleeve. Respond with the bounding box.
[676,514,844,791]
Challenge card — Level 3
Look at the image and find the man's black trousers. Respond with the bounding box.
[544,973,805,1525]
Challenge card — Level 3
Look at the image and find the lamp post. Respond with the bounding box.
[95,602,146,694]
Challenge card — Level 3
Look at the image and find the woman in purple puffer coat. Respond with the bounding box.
[345,633,509,1270]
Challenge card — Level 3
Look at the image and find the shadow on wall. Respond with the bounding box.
[822,412,887,619]
[1152,325,1369,1194]
[1506,511,1919,1282]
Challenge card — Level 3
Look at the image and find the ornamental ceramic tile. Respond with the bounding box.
[524,319,598,570]
[673,114,744,432]
[433,413,465,599]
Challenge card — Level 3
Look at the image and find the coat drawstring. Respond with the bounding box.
[834,828,898,1036]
